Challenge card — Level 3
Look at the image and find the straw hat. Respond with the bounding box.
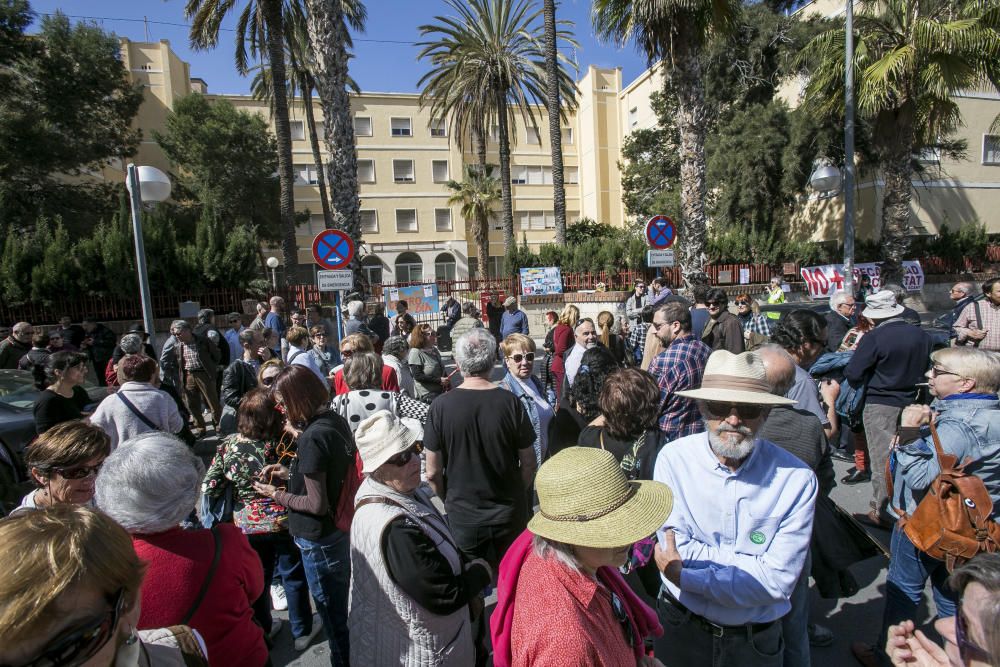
[863,289,904,320]
[675,350,796,405]
[528,448,674,548]
[355,410,419,473]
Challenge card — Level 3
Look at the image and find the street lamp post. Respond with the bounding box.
[125,165,171,338]
[267,256,280,291]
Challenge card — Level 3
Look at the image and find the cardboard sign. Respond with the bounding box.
[382,284,440,318]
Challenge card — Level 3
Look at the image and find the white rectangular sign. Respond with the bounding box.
[799,261,924,300]
[647,249,675,268]
[317,269,354,291]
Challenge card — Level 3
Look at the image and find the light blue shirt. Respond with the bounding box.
[224,327,244,365]
[287,343,327,386]
[654,432,817,625]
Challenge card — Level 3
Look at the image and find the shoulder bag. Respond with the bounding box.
[182,525,222,624]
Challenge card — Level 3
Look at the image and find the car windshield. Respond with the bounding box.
[0,370,98,411]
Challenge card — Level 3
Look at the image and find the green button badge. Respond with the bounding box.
[750,530,766,545]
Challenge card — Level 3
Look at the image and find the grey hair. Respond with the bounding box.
[953,281,976,297]
[828,290,852,310]
[170,319,191,333]
[532,534,582,573]
[347,300,365,318]
[757,344,797,397]
[383,335,409,358]
[119,333,143,355]
[461,301,477,316]
[948,553,1000,660]
[238,328,257,346]
[197,308,213,322]
[454,328,496,376]
[95,432,204,534]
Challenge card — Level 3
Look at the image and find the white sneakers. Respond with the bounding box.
[294,621,322,652]
[270,583,287,611]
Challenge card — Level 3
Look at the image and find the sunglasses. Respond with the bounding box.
[261,376,277,387]
[609,590,635,648]
[385,442,423,467]
[706,301,723,307]
[9,588,126,667]
[956,600,994,665]
[735,300,750,306]
[508,352,535,364]
[930,366,963,379]
[51,463,102,480]
[701,401,767,420]
[341,349,355,358]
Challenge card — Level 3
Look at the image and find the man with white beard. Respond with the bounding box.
[651,350,818,667]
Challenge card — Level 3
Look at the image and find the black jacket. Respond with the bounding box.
[83,324,116,365]
[194,323,230,369]
[844,318,932,407]
[221,359,259,409]
[825,311,853,352]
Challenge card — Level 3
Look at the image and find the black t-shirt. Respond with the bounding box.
[33,386,90,434]
[287,411,355,541]
[577,426,662,481]
[423,388,535,526]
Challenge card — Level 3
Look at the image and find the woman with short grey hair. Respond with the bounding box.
[382,335,415,397]
[95,432,269,665]
[454,327,496,377]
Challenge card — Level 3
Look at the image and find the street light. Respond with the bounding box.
[124,164,171,339]
[266,256,280,290]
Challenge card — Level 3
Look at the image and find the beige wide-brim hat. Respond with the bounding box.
[863,289,904,320]
[355,410,419,473]
[528,448,674,549]
[675,350,797,405]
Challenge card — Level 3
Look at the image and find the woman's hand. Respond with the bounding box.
[252,480,278,498]
[260,463,289,482]
[901,404,933,428]
[885,621,949,666]
[819,379,841,405]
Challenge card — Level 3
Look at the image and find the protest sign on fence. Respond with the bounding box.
[519,267,563,295]
[799,261,924,300]
[383,284,440,318]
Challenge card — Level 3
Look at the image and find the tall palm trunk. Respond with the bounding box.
[475,126,487,172]
[877,103,916,285]
[474,128,489,280]
[496,101,515,263]
[302,84,333,228]
[305,0,361,267]
[261,0,298,285]
[669,36,709,287]
[543,0,566,244]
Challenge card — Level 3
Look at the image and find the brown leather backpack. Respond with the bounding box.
[888,421,1000,571]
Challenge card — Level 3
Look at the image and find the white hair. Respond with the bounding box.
[828,290,852,311]
[347,301,365,318]
[532,534,582,572]
[95,432,204,534]
[454,328,496,376]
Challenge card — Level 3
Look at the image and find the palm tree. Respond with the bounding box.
[800,0,1000,280]
[302,0,367,260]
[448,165,502,279]
[593,0,739,286]
[543,0,568,245]
[186,0,300,284]
[418,0,578,257]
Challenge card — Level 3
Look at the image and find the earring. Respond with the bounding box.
[114,624,141,667]
[125,627,139,646]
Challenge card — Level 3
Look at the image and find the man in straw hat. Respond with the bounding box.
[651,350,818,666]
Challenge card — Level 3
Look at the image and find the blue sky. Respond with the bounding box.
[28,0,654,95]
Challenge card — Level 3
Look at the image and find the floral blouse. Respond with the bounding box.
[203,434,289,534]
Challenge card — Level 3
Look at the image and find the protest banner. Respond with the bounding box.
[799,261,924,300]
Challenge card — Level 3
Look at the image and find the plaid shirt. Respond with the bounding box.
[627,322,648,361]
[647,333,712,442]
[739,312,771,336]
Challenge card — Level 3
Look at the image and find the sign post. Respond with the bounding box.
[312,230,356,345]
[645,215,677,277]
[646,249,675,268]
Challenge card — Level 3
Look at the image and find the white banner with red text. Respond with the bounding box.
[799,261,924,300]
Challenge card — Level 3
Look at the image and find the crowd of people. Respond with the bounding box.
[0,277,998,667]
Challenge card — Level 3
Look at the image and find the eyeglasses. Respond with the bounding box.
[609,590,635,648]
[508,352,535,364]
[706,301,723,307]
[701,401,767,420]
[956,600,994,665]
[12,587,126,667]
[651,320,672,331]
[385,442,423,467]
[930,366,963,379]
[51,463,102,480]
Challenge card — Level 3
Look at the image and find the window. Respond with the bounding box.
[357,159,375,183]
[526,127,541,144]
[469,257,502,277]
[361,255,383,285]
[429,117,447,137]
[290,120,305,141]
[984,135,1000,165]
[395,251,422,282]
[299,214,325,236]
[918,147,941,164]
[435,253,457,281]
[294,164,318,185]
[359,209,378,233]
[562,127,574,144]
[390,117,412,137]
[565,166,579,184]
[354,116,372,137]
[395,209,417,233]
[629,107,638,129]
[435,208,452,231]
[432,160,449,183]
[511,165,552,185]
[517,210,555,230]
[392,160,415,183]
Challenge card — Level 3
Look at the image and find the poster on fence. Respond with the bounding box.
[519,267,563,295]
[799,261,924,300]
[383,284,439,318]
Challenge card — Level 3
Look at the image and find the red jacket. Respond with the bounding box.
[134,524,267,667]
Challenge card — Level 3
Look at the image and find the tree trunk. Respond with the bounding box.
[262,0,298,285]
[543,0,566,245]
[668,40,709,288]
[474,129,489,280]
[496,101,515,264]
[876,105,915,285]
[303,84,333,229]
[305,0,361,275]
[475,126,487,172]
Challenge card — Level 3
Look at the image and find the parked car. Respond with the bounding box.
[0,369,107,455]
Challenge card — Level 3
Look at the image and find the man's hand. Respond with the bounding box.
[967,328,988,341]
[885,620,949,666]
[654,530,683,586]
[819,379,841,405]
[901,404,933,428]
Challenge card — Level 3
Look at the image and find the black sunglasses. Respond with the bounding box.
[508,352,535,364]
[7,588,126,667]
[706,301,724,307]
[610,590,635,648]
[734,300,750,306]
[385,442,423,467]
[262,376,276,387]
[956,599,994,665]
[702,401,767,420]
[51,463,102,480]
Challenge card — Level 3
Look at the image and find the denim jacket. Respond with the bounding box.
[892,395,1000,517]
[499,371,556,466]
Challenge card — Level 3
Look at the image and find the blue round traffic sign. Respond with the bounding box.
[312,229,355,270]
[646,215,676,249]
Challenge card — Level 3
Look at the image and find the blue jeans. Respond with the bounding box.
[295,530,350,666]
[880,525,957,647]
[248,532,312,638]
[782,552,811,667]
